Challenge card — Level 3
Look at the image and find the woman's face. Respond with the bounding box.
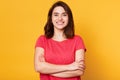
[52,6,68,30]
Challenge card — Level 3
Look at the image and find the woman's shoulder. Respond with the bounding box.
[74,35,83,40]
[37,35,47,40]
[39,35,45,38]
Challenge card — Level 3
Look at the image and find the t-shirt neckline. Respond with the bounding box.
[50,38,69,43]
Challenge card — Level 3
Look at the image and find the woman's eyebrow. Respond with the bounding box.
[53,11,67,14]
[62,12,67,14]
[53,12,59,14]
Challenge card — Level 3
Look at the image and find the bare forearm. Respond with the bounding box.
[51,70,84,78]
[35,62,68,74]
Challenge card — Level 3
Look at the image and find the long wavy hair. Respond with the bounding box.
[44,1,74,38]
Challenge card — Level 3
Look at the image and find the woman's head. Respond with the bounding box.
[44,1,74,38]
[52,6,69,31]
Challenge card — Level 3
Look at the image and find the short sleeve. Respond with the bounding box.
[75,36,86,51]
[35,35,45,48]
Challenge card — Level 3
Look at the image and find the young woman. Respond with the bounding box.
[34,1,86,80]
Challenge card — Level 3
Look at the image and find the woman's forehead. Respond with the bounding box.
[52,6,66,13]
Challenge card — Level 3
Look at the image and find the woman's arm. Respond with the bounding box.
[34,47,81,74]
[50,49,85,78]
[51,69,84,78]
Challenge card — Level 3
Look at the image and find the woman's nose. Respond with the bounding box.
[58,16,62,20]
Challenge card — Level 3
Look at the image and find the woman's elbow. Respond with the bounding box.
[77,70,84,76]
[34,68,38,73]
[34,64,43,73]
[35,65,40,72]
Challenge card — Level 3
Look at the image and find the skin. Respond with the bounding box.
[34,6,86,78]
[52,6,68,31]
[52,6,69,41]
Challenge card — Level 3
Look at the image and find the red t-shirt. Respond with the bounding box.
[35,35,86,80]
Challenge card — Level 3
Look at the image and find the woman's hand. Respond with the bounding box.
[67,60,85,71]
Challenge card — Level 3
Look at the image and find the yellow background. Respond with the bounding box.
[0,0,120,80]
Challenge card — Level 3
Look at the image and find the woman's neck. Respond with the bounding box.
[52,30,67,41]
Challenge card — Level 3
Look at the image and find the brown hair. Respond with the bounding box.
[44,1,74,38]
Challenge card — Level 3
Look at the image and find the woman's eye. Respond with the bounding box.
[63,14,67,16]
[63,13,67,16]
[54,14,58,16]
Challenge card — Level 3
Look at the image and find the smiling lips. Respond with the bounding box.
[56,21,64,25]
